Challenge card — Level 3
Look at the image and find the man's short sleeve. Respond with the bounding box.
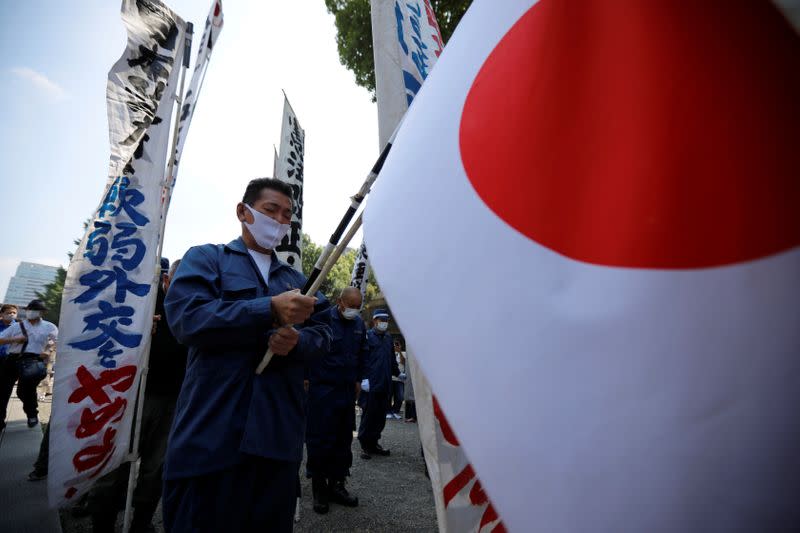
[0,323,20,339]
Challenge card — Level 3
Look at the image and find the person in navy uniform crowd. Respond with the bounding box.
[306,286,367,515]
[162,178,331,533]
[88,258,189,533]
[357,309,399,459]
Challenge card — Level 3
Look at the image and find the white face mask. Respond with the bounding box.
[376,321,389,332]
[342,307,360,320]
[2,312,16,322]
[243,204,291,251]
[26,310,42,320]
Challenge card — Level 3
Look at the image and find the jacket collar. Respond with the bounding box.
[225,236,286,275]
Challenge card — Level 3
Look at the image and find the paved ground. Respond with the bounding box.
[0,389,61,533]
[60,407,437,532]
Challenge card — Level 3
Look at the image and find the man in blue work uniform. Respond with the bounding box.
[162,178,331,533]
[306,286,367,514]
[357,309,399,459]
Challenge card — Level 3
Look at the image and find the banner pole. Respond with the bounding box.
[255,211,363,374]
[255,112,404,375]
[122,22,192,533]
[300,116,402,294]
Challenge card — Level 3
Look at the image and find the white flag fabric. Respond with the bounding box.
[166,0,223,209]
[349,242,370,300]
[407,350,505,532]
[274,96,305,272]
[364,1,800,531]
[371,2,505,531]
[48,0,186,508]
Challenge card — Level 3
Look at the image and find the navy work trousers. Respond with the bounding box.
[163,456,298,533]
[0,357,43,423]
[357,389,390,450]
[305,382,355,480]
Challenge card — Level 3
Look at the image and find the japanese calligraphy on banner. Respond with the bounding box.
[371,0,444,147]
[167,0,223,210]
[274,96,305,271]
[48,0,186,508]
[350,242,370,300]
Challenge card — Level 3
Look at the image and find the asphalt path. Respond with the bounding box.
[60,406,437,532]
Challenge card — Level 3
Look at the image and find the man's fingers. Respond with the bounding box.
[275,327,299,341]
[270,327,299,356]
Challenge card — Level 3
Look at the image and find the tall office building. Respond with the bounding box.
[3,262,60,307]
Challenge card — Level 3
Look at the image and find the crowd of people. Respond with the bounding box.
[0,300,58,431]
[0,177,419,533]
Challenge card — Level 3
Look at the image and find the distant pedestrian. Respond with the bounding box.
[387,340,405,420]
[0,299,57,429]
[0,305,17,358]
[358,309,399,459]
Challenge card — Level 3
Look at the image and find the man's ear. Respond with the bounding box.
[236,202,247,223]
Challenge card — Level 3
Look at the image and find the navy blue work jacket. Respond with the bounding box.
[363,329,398,393]
[307,306,367,386]
[163,237,331,480]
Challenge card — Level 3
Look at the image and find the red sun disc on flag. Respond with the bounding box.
[459,0,800,269]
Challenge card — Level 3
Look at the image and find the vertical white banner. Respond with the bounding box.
[165,0,223,211]
[371,0,444,147]
[274,95,305,272]
[349,242,370,301]
[48,0,185,508]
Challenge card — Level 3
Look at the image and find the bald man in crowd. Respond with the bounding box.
[305,287,367,514]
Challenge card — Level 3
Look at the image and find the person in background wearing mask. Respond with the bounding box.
[88,258,190,533]
[0,304,18,432]
[305,287,367,514]
[387,340,406,420]
[0,299,58,428]
[162,178,331,533]
[0,304,17,359]
[357,309,399,459]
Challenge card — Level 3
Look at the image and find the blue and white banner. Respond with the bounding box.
[274,95,305,272]
[371,0,444,148]
[48,0,186,508]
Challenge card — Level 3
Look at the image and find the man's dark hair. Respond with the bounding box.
[242,177,293,205]
[1,304,18,313]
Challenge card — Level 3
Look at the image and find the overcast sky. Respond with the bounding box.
[0,0,378,298]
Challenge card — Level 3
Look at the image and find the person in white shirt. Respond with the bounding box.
[0,299,58,428]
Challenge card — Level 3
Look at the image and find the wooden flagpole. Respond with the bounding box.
[255,211,364,374]
[255,117,405,374]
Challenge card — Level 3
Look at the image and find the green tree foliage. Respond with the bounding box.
[301,232,379,302]
[37,267,67,325]
[324,0,472,97]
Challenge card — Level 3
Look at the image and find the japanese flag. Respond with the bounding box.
[363,1,800,531]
